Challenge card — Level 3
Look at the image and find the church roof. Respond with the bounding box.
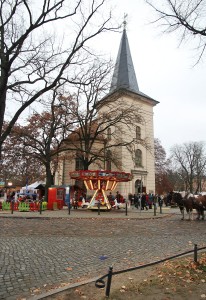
[107,29,158,104]
[110,29,139,94]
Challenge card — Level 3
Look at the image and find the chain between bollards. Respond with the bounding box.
[105,266,113,297]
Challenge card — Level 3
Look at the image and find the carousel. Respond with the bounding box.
[70,170,132,211]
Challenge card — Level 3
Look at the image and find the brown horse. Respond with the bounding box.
[172,192,206,220]
[193,195,206,220]
[172,192,193,220]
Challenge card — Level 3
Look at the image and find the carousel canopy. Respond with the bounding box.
[70,170,132,182]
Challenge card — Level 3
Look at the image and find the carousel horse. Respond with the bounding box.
[81,198,89,208]
[112,199,126,209]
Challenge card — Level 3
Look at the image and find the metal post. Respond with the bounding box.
[160,200,162,214]
[154,201,156,216]
[194,244,198,263]
[68,202,71,215]
[98,201,100,215]
[105,266,113,297]
[11,200,14,214]
[39,199,42,215]
[139,176,142,214]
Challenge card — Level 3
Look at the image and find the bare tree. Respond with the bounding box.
[170,141,206,193]
[145,0,206,63]
[58,59,148,171]
[10,89,77,200]
[154,138,172,194]
[0,124,45,187]
[0,0,117,159]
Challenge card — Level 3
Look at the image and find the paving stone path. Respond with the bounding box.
[0,213,206,300]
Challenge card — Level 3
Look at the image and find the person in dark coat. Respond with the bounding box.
[141,193,148,210]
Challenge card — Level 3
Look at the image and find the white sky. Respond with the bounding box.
[12,0,206,156]
[94,0,206,155]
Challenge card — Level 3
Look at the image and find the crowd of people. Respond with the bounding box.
[107,191,164,210]
[129,193,163,210]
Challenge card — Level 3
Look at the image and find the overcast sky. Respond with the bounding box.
[95,0,206,155]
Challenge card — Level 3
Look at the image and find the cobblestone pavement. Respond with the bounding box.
[0,208,206,300]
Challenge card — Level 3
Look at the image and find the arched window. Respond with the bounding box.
[75,156,84,171]
[107,128,111,141]
[136,126,141,140]
[135,149,142,167]
[106,150,112,171]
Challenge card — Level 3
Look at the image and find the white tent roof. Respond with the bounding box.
[21,181,45,191]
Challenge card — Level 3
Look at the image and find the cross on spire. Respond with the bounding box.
[123,13,128,30]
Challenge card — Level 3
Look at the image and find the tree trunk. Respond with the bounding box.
[44,164,54,202]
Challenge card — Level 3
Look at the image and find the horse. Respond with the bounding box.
[172,192,193,220]
[172,192,206,220]
[193,195,206,220]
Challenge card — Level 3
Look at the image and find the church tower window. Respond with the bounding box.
[135,149,142,167]
[106,150,112,171]
[75,156,84,171]
[136,126,141,140]
[107,128,111,141]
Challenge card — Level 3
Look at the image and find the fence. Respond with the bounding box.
[95,243,206,297]
[1,201,47,213]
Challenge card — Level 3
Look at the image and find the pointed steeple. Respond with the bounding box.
[110,29,139,94]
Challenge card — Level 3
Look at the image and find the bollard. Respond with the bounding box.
[39,200,42,215]
[154,202,156,216]
[98,201,100,215]
[194,244,198,263]
[125,202,128,216]
[160,203,162,214]
[68,202,71,215]
[105,266,113,297]
[159,200,163,214]
[11,200,14,214]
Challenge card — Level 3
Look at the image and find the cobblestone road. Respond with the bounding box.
[0,213,206,300]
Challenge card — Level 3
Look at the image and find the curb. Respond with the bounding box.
[0,213,174,220]
[27,276,100,300]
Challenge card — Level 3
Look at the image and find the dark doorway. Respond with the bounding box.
[135,179,146,194]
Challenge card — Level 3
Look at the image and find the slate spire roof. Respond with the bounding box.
[110,29,139,94]
[100,28,158,106]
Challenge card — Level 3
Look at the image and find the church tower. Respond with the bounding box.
[55,27,159,198]
[99,28,159,196]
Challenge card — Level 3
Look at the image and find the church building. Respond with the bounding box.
[55,28,159,197]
